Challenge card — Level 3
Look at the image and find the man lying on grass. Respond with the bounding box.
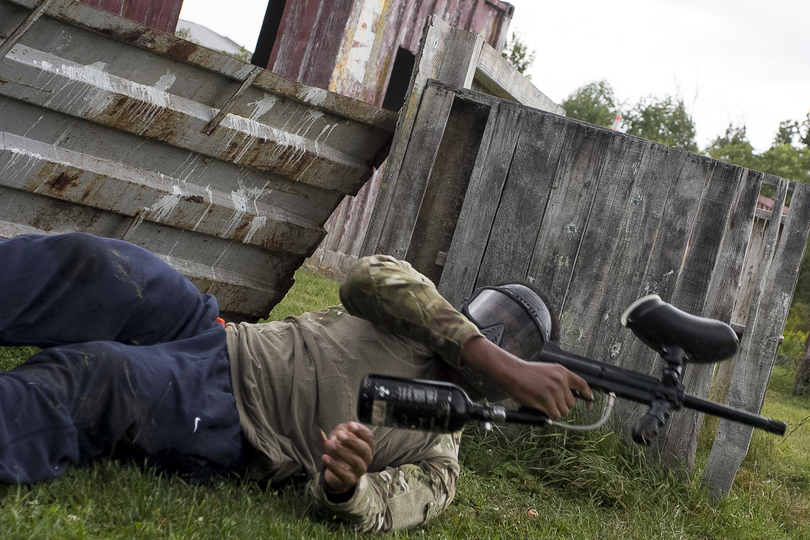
[0,232,590,533]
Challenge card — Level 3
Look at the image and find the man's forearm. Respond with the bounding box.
[340,255,482,370]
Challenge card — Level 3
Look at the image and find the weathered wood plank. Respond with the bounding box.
[473,111,569,288]
[556,134,646,355]
[472,42,563,114]
[656,162,754,470]
[438,100,525,307]
[404,96,492,284]
[370,84,456,259]
[436,27,484,89]
[525,123,612,316]
[712,176,769,405]
[571,142,689,435]
[729,171,772,331]
[361,16,460,257]
[704,179,810,498]
[702,168,763,324]
[582,142,679,373]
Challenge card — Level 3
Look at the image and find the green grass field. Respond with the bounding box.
[0,268,809,539]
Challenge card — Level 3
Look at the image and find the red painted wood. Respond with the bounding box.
[78,0,183,33]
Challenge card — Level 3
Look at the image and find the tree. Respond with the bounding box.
[501,33,535,78]
[174,27,196,42]
[774,112,810,148]
[759,143,810,185]
[560,80,622,129]
[705,125,758,169]
[624,95,698,152]
[774,119,799,146]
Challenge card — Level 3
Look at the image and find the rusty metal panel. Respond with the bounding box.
[467,0,514,52]
[268,0,356,90]
[0,0,396,321]
[267,0,513,108]
[78,0,183,33]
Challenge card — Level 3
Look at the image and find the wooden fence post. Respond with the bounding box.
[703,179,810,498]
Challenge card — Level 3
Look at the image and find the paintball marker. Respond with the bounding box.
[357,294,787,445]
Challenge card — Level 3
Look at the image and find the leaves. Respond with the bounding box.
[501,33,536,78]
[624,95,698,152]
[560,80,622,129]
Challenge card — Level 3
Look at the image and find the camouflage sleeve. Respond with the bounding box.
[339,255,482,370]
[307,432,460,533]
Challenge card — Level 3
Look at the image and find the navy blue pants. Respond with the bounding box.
[0,233,245,483]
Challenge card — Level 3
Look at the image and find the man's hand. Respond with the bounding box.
[320,422,374,493]
[461,336,592,421]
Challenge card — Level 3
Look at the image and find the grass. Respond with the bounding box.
[1,268,810,538]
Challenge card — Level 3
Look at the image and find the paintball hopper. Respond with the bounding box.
[620,295,739,364]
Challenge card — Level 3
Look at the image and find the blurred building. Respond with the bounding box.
[175,19,249,57]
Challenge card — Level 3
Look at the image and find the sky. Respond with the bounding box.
[178,0,810,153]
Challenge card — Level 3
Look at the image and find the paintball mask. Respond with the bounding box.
[459,284,553,401]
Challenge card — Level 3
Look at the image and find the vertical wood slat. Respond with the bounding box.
[645,154,714,312]
[711,173,769,405]
[594,151,707,444]
[556,134,646,355]
[702,177,788,499]
[362,17,474,258]
[578,142,678,383]
[438,100,526,306]
[404,96,492,285]
[525,123,612,312]
[704,179,810,498]
[473,112,570,289]
[369,84,456,259]
[656,163,756,470]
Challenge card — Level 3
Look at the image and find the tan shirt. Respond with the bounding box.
[226,255,483,532]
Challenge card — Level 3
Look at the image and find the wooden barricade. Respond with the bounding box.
[361,79,810,496]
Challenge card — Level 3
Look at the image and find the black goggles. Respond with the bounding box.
[460,284,552,360]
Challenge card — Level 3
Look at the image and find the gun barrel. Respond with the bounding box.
[683,394,787,436]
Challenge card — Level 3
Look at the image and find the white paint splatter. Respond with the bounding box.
[151,185,183,221]
[293,109,324,135]
[243,215,267,244]
[156,71,177,92]
[23,116,44,138]
[316,123,338,143]
[231,188,248,213]
[300,87,327,107]
[247,94,278,120]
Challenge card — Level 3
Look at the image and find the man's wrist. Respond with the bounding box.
[322,474,357,503]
